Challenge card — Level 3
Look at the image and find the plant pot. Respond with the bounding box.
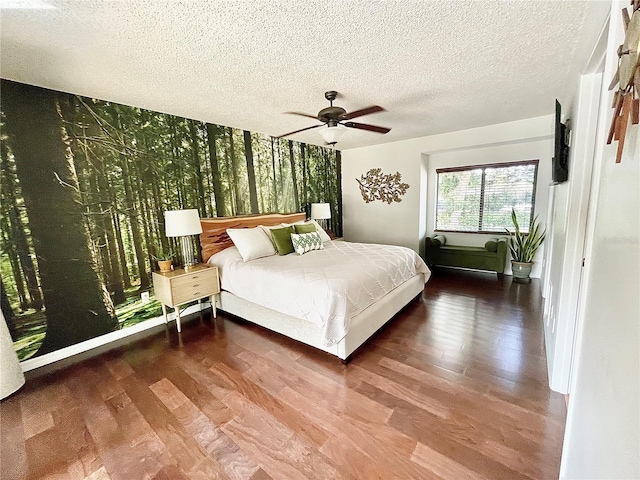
[511,261,533,282]
[158,260,173,273]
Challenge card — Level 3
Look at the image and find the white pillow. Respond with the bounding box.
[291,231,325,255]
[259,224,286,247]
[226,227,276,262]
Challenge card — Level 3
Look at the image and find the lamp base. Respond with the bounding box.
[179,235,197,268]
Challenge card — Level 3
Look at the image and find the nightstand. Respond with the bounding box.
[152,264,219,333]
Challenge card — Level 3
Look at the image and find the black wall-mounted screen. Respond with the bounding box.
[553,99,569,184]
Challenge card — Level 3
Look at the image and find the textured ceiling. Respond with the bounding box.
[0,0,609,150]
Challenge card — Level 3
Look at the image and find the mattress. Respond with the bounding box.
[208,240,430,346]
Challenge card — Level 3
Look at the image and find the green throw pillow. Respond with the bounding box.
[430,234,446,248]
[291,231,324,255]
[485,238,498,252]
[270,226,295,255]
[294,223,317,234]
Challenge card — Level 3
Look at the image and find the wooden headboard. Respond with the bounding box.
[200,212,307,262]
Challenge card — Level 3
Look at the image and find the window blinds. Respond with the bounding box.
[435,161,538,234]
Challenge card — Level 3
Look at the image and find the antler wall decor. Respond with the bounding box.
[607,0,640,163]
[356,168,410,204]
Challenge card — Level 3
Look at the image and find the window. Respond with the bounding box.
[435,160,538,234]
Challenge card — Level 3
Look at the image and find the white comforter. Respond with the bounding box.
[208,241,430,346]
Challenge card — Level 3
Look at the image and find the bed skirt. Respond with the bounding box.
[216,272,427,361]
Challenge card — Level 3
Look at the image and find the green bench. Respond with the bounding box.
[424,235,507,275]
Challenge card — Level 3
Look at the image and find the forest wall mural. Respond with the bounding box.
[0,79,342,361]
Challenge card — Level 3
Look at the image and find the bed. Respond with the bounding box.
[200,213,430,361]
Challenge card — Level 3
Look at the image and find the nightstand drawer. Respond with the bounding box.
[171,269,219,305]
[170,269,218,289]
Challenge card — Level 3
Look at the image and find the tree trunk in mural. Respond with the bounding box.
[220,130,232,212]
[0,222,28,312]
[140,109,169,248]
[133,166,153,281]
[206,124,226,217]
[113,109,150,291]
[336,151,343,237]
[0,279,18,338]
[199,123,214,216]
[190,120,207,215]
[111,191,132,289]
[227,127,242,214]
[150,171,167,246]
[120,152,150,290]
[270,138,279,211]
[243,130,259,214]
[1,143,43,311]
[96,161,126,305]
[277,140,285,209]
[288,141,301,211]
[128,125,154,267]
[67,106,119,315]
[168,115,186,209]
[1,80,117,354]
[300,143,308,206]
[323,149,330,197]
[308,146,317,203]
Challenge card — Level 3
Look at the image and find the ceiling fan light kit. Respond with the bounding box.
[319,124,347,145]
[277,90,390,145]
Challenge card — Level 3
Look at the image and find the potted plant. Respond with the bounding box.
[152,248,174,273]
[505,208,546,282]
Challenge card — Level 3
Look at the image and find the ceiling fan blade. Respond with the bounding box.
[284,111,319,120]
[343,121,390,134]
[275,124,322,139]
[341,105,385,120]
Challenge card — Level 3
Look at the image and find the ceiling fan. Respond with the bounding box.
[276,91,390,144]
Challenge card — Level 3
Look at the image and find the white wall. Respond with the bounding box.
[342,116,553,277]
[544,68,604,394]
[560,1,640,477]
[343,140,424,250]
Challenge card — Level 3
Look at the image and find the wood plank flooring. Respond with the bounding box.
[0,269,566,479]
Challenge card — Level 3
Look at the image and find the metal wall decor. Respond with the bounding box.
[356,168,410,204]
[608,0,640,163]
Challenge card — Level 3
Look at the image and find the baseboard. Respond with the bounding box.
[20,302,212,375]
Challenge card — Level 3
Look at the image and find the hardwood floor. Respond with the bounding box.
[0,269,566,479]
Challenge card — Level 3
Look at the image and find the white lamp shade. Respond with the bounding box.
[164,209,203,237]
[311,203,331,220]
[318,124,347,144]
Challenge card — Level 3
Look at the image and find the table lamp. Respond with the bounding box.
[164,209,202,268]
[310,203,331,230]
